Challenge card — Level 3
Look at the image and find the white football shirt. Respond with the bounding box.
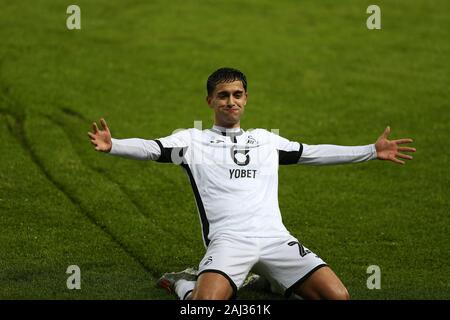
[110,125,377,247]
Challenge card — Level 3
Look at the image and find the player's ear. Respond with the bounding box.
[206,95,213,108]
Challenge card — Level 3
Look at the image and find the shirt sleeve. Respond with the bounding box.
[153,129,191,164]
[298,143,377,165]
[264,130,377,165]
[108,129,192,164]
[264,130,303,165]
[109,138,161,161]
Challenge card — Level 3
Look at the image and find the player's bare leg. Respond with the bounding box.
[190,272,234,300]
[293,266,350,300]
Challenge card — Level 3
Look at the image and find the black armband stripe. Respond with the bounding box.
[154,139,187,164]
[279,143,303,165]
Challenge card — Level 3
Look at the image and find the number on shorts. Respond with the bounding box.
[288,241,311,257]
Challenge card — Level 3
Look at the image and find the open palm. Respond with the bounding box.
[88,118,112,152]
[375,126,416,165]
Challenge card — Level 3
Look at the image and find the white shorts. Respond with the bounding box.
[197,233,327,298]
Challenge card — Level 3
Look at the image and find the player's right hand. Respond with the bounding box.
[88,118,112,152]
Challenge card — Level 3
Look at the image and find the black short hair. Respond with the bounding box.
[206,67,247,96]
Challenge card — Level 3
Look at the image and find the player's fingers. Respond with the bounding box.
[382,126,391,138]
[90,139,97,146]
[88,132,96,139]
[397,153,413,160]
[392,157,405,165]
[92,122,99,133]
[100,118,109,131]
[398,147,416,152]
[394,138,413,145]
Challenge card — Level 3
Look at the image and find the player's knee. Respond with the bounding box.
[328,286,350,300]
[190,290,229,300]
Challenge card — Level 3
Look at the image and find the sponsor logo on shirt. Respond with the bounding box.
[229,169,257,179]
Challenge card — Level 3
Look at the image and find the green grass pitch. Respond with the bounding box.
[0,0,449,299]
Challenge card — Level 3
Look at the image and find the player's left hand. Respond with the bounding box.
[375,126,416,165]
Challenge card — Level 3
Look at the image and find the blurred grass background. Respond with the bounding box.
[0,0,449,299]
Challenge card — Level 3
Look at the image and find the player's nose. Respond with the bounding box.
[226,97,236,107]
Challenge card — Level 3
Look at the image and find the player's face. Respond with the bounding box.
[207,80,247,128]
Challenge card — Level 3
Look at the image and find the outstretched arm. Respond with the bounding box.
[88,118,161,160]
[298,126,415,165]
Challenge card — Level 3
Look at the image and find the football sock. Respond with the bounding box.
[175,279,196,300]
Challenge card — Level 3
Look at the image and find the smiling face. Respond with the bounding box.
[206,80,248,128]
